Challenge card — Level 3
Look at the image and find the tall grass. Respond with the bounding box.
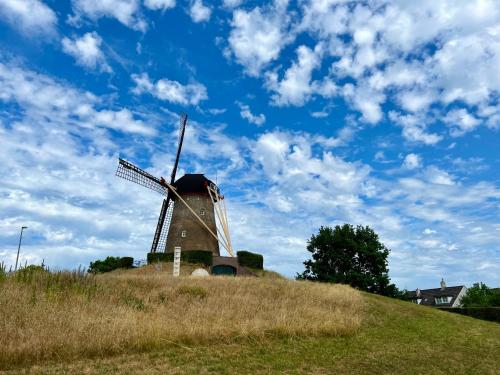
[0,267,363,369]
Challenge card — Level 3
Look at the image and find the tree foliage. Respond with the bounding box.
[88,256,134,274]
[297,224,400,297]
[461,283,500,307]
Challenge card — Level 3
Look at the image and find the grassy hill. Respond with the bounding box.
[1,266,499,374]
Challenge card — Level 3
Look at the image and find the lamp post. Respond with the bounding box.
[14,226,28,272]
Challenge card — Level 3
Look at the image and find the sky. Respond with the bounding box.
[0,0,499,290]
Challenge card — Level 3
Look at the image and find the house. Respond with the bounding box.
[408,279,467,308]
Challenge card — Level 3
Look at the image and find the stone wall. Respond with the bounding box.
[165,193,220,256]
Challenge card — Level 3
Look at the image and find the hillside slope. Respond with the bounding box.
[1,268,499,374]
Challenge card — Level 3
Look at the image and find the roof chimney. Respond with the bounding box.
[440,278,446,290]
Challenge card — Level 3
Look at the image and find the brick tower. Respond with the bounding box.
[165,174,220,256]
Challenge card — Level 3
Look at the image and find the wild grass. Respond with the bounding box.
[0,266,362,370]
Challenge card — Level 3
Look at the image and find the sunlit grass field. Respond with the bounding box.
[0,265,362,370]
[1,265,499,374]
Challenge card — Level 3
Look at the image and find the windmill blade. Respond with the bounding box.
[170,113,188,184]
[150,196,174,253]
[116,158,168,196]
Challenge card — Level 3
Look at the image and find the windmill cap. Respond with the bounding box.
[173,174,217,195]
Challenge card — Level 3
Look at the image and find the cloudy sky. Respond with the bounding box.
[0,0,499,289]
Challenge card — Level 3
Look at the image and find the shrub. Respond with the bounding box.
[237,251,264,270]
[182,250,212,266]
[147,250,213,266]
[88,256,134,274]
[147,252,172,264]
[461,282,500,307]
[120,257,134,269]
[438,307,500,323]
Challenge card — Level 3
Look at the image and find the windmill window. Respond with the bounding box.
[200,208,205,216]
[181,230,187,238]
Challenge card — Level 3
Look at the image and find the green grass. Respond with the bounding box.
[5,290,499,374]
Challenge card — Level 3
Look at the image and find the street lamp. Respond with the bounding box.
[14,226,28,272]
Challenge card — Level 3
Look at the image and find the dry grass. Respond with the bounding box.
[0,267,362,370]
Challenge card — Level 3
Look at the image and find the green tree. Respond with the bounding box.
[297,224,400,297]
[88,256,134,274]
[461,283,500,307]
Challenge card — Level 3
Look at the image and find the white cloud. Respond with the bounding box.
[0,0,57,35]
[143,0,175,10]
[444,108,481,137]
[399,90,436,113]
[189,0,211,23]
[403,153,422,170]
[222,0,243,9]
[424,166,455,186]
[238,102,265,126]
[0,62,153,135]
[70,0,146,31]
[267,44,323,106]
[208,108,226,115]
[62,32,111,72]
[344,83,384,124]
[233,0,500,137]
[228,0,293,76]
[131,73,208,105]
[311,111,328,118]
[389,111,443,145]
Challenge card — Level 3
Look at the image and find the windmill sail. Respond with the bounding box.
[116,158,168,196]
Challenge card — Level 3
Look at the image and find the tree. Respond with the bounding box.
[461,283,500,307]
[88,256,134,274]
[297,224,400,297]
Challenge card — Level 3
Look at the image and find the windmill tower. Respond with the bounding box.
[116,114,234,257]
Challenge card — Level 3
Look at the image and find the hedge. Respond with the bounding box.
[237,251,264,270]
[438,307,500,323]
[147,250,213,266]
[88,256,134,274]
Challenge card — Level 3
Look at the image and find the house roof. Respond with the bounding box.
[408,286,465,307]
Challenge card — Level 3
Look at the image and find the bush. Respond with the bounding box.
[438,307,500,323]
[120,257,134,269]
[461,282,500,307]
[147,250,213,266]
[88,256,134,274]
[147,252,172,264]
[237,251,264,270]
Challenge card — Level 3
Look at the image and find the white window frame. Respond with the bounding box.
[200,208,205,216]
[181,230,187,238]
[435,296,449,304]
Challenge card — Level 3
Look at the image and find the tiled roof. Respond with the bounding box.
[408,286,465,307]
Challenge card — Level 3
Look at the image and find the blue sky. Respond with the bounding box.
[0,0,499,290]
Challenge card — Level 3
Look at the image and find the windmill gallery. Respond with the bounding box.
[116,114,263,276]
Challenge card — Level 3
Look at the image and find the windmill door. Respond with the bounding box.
[212,264,236,276]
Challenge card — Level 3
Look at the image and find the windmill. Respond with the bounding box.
[116,114,234,257]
